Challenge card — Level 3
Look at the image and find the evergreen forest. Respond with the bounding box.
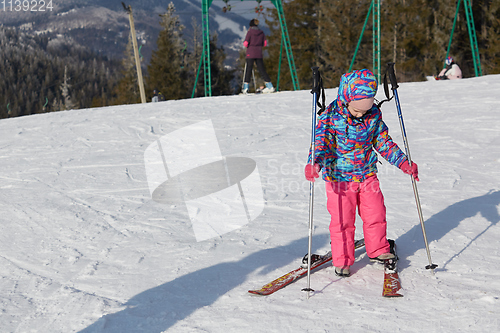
[2,0,500,119]
[264,0,500,89]
[0,3,234,119]
[0,27,121,119]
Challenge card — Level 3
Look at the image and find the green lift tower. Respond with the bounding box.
[195,0,300,97]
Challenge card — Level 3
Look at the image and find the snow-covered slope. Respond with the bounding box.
[1,75,499,332]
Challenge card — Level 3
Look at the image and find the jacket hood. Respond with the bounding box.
[336,69,378,107]
[249,26,264,35]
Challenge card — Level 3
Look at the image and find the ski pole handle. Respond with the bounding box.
[311,66,320,94]
[309,66,320,166]
[387,62,399,90]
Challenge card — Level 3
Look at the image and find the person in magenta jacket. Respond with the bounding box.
[242,19,275,93]
[304,69,419,277]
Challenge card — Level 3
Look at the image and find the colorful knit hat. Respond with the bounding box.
[337,69,378,107]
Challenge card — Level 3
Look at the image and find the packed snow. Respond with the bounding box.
[1,74,499,332]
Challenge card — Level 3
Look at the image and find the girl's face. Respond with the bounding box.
[347,97,374,118]
[347,104,370,118]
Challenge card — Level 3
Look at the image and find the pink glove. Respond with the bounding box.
[305,164,320,182]
[400,160,419,181]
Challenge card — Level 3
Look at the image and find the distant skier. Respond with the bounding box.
[304,69,419,277]
[152,89,164,102]
[436,56,462,80]
[242,19,275,94]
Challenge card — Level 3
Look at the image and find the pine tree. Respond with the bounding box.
[482,0,500,74]
[146,2,188,101]
[186,17,203,98]
[185,19,234,97]
[60,66,75,110]
[264,0,320,91]
[317,0,373,87]
[381,0,437,82]
[112,35,142,105]
[207,34,235,96]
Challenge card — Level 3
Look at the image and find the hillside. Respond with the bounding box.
[0,0,267,63]
[0,75,499,332]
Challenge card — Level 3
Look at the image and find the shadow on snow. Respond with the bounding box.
[396,190,500,270]
[80,234,330,333]
[80,191,500,332]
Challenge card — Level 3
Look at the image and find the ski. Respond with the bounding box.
[239,91,277,96]
[248,239,365,296]
[382,239,403,297]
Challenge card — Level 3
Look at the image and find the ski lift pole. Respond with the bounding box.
[349,0,373,73]
[276,36,283,92]
[192,53,204,99]
[302,67,320,298]
[444,0,461,69]
[386,63,437,273]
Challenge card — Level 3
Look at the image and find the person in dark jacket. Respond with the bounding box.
[242,19,275,94]
[151,89,164,102]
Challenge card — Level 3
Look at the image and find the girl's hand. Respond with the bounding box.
[400,160,419,181]
[305,164,321,182]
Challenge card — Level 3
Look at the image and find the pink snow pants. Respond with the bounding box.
[325,175,391,267]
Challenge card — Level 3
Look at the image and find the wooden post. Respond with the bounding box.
[123,3,146,103]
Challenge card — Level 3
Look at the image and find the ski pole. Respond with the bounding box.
[242,61,247,89]
[386,62,438,272]
[302,67,321,297]
[252,68,257,92]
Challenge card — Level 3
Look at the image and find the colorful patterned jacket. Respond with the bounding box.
[308,70,407,182]
[309,69,407,182]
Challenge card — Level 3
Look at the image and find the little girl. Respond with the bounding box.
[305,69,418,277]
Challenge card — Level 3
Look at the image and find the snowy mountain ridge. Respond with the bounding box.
[0,0,266,62]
